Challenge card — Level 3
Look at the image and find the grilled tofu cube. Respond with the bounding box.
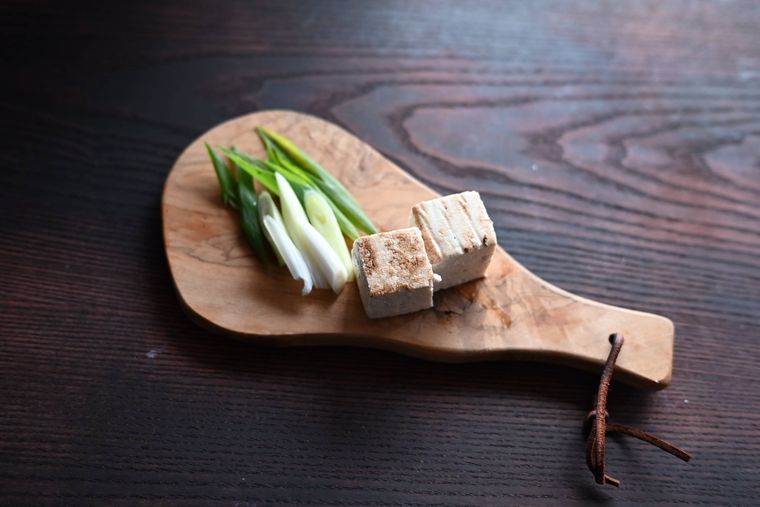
[352,227,439,319]
[410,191,497,290]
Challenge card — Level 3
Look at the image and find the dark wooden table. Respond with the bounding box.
[2,1,759,505]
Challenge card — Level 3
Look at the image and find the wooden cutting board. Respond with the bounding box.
[162,110,674,389]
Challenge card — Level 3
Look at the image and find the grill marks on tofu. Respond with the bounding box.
[410,191,497,290]
[411,191,494,263]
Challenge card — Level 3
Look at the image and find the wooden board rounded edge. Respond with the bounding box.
[162,110,675,390]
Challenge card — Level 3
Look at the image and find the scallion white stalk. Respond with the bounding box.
[261,215,313,296]
[304,190,354,282]
[275,172,347,294]
[301,221,348,294]
[257,191,285,266]
[275,173,327,289]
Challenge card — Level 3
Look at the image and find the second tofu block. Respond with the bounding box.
[410,191,497,290]
[352,228,437,319]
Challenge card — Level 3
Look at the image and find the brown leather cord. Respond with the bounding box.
[584,333,691,487]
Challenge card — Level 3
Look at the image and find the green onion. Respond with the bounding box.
[209,133,371,294]
[257,127,378,235]
[257,191,285,266]
[266,154,361,240]
[261,149,361,240]
[260,213,313,296]
[255,157,313,193]
[302,222,348,294]
[227,136,361,240]
[225,147,318,207]
[219,147,279,195]
[234,164,270,265]
[304,190,354,281]
[206,143,269,265]
[276,172,326,288]
[257,129,313,180]
[235,147,312,185]
[205,142,239,209]
[259,128,283,165]
[303,178,361,240]
[276,173,347,294]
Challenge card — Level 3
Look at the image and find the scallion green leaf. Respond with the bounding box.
[257,127,378,235]
[233,163,270,265]
[219,147,279,195]
[259,153,361,240]
[254,150,361,240]
[205,142,239,209]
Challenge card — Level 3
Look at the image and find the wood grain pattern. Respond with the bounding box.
[164,110,674,389]
[2,0,760,505]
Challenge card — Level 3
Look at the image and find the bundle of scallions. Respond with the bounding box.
[205,127,377,295]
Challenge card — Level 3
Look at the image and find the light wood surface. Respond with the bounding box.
[162,110,674,389]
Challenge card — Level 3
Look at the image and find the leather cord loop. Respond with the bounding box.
[584,333,691,487]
